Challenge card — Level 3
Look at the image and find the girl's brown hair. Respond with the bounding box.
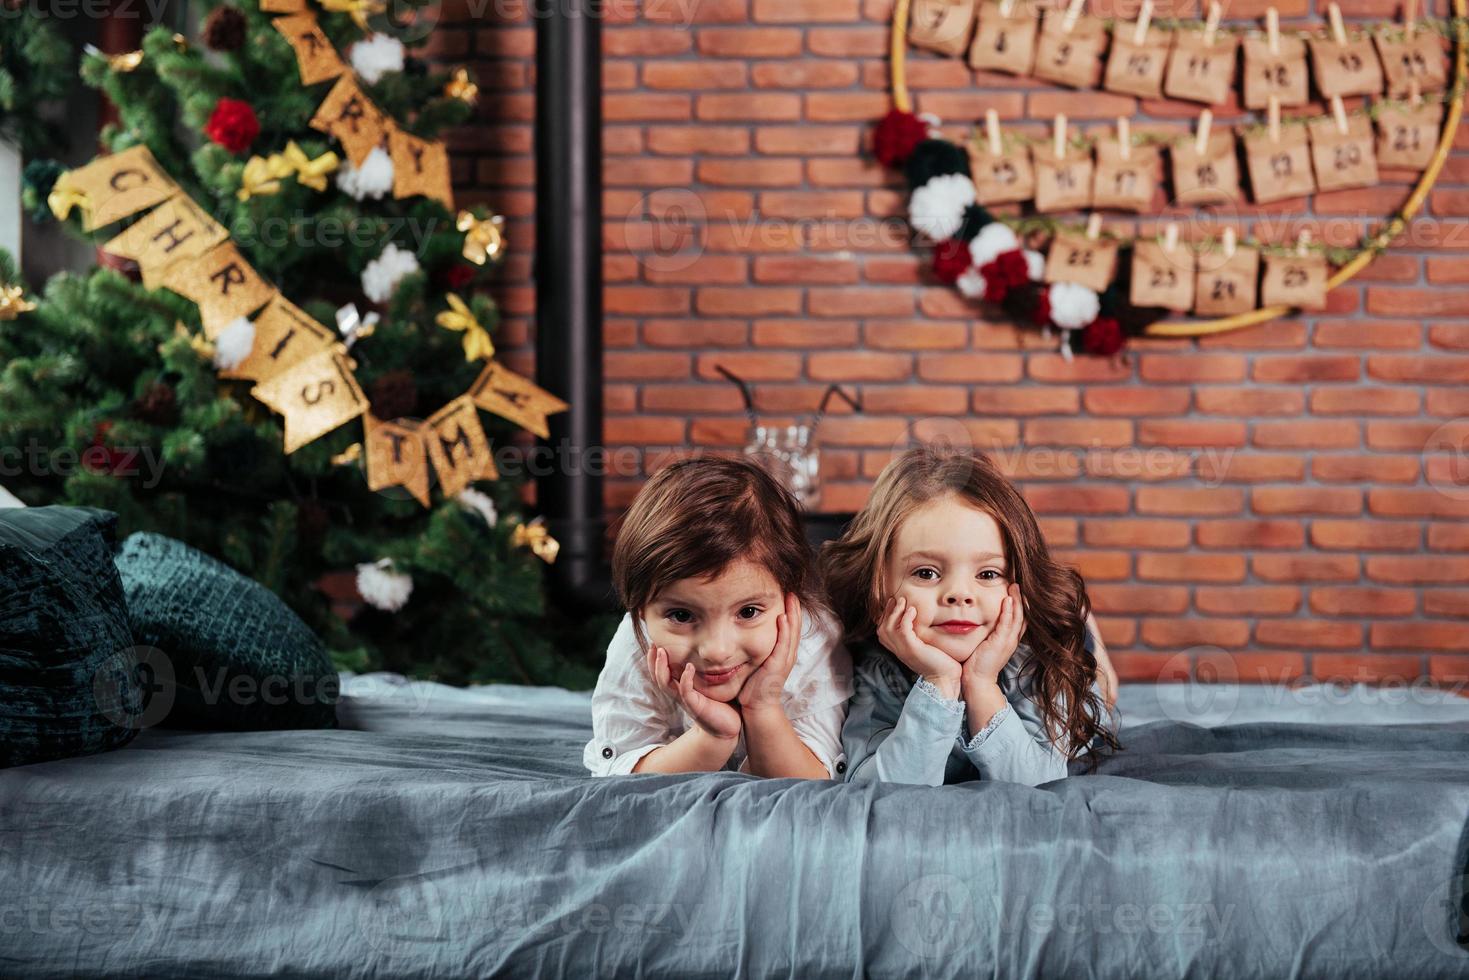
[611,456,828,651]
[820,445,1120,766]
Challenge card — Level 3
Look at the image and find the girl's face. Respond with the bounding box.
[882,494,1013,662]
[642,558,784,702]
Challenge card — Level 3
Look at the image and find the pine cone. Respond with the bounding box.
[368,369,418,421]
[203,6,247,52]
[134,381,179,427]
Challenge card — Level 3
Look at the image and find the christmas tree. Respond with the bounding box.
[2,3,612,688]
[1,11,72,159]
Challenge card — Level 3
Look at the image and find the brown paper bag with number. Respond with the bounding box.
[1164,32,1239,105]
[1033,143,1094,212]
[1242,35,1309,108]
[1091,137,1159,211]
[1375,100,1443,169]
[969,1,1039,75]
[1104,23,1171,99]
[1171,131,1241,205]
[909,0,978,56]
[1244,125,1315,203]
[1044,230,1119,293]
[1374,29,1448,96]
[1033,12,1108,89]
[1130,239,1197,310]
[1309,36,1385,97]
[969,140,1036,204]
[1308,113,1378,192]
[1261,252,1328,309]
[1194,245,1260,315]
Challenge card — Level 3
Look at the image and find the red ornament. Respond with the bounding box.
[205,98,260,155]
[978,249,1029,304]
[1082,316,1126,356]
[82,422,130,476]
[873,109,928,168]
[931,238,972,284]
[440,265,476,290]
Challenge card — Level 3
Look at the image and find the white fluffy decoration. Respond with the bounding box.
[350,34,405,85]
[908,173,975,241]
[1048,281,1101,330]
[361,243,421,304]
[336,146,395,201]
[955,267,987,299]
[1058,327,1075,362]
[967,222,1020,268]
[356,558,414,613]
[1023,248,1046,282]
[456,487,499,528]
[213,316,256,370]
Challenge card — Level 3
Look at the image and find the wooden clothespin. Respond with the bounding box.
[1134,0,1153,45]
[1000,0,1015,16]
[1062,0,1084,33]
[1223,226,1238,258]
[1118,117,1131,161]
[1203,1,1222,45]
[1268,95,1282,143]
[1328,2,1348,45]
[1086,213,1103,240]
[1267,7,1281,55]
[1409,77,1423,107]
[1196,108,1214,154]
[1054,113,1068,160]
[1162,222,1179,252]
[1331,94,1349,135]
[1295,229,1312,256]
[986,109,1003,155]
[1404,0,1416,37]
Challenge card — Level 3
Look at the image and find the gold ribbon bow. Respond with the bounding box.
[282,141,339,192]
[511,518,560,565]
[237,153,295,202]
[434,294,495,363]
[108,49,144,72]
[318,0,385,31]
[0,285,37,321]
[47,173,90,222]
[456,210,505,267]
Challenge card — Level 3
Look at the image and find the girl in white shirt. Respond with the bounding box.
[584,456,853,779]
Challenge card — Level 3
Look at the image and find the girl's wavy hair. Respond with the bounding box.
[611,456,830,653]
[820,445,1120,767]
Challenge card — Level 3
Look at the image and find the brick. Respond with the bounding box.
[1367,287,1469,316]
[1141,618,1252,648]
[606,417,686,444]
[696,93,801,121]
[1193,387,1304,416]
[641,384,748,412]
[975,388,1081,415]
[809,351,912,381]
[1023,486,1131,514]
[1138,420,1247,447]
[605,352,691,380]
[861,386,970,415]
[1429,524,1469,551]
[1251,487,1362,515]
[1195,586,1303,616]
[752,61,860,87]
[752,0,860,21]
[1252,355,1361,382]
[1085,520,1191,549]
[752,321,858,347]
[917,353,1025,383]
[1313,320,1422,348]
[694,352,802,381]
[1310,519,1421,551]
[697,27,804,56]
[1136,487,1244,516]
[1366,556,1469,584]
[808,288,914,316]
[1198,454,1306,483]
[1024,419,1135,447]
[1198,651,1308,684]
[1196,520,1305,549]
[1310,587,1417,617]
[1084,388,1191,416]
[1138,553,1247,583]
[1252,554,1360,582]
[696,287,801,315]
[644,62,749,89]
[1088,584,1190,614]
[699,159,803,187]
[645,126,751,155]
[1312,655,1425,684]
[1309,388,1420,415]
[1139,354,1246,383]
[1255,620,1363,649]
[864,322,968,350]
[642,320,748,347]
[1368,355,1469,384]
[753,255,860,283]
[1368,489,1469,519]
[1252,419,1360,450]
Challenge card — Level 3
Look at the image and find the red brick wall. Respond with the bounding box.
[439,0,1469,687]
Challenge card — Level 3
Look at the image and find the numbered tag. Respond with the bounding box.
[1044,229,1119,293]
[1170,131,1241,205]
[909,0,978,56]
[1261,252,1328,310]
[969,141,1036,204]
[1374,29,1448,97]
[1032,12,1107,89]
[1033,144,1094,212]
[1308,36,1385,98]
[1242,35,1310,109]
[1375,100,1442,169]
[1308,113,1379,192]
[1194,245,1260,316]
[1163,32,1239,105]
[1103,22,1171,99]
[1091,138,1159,212]
[1244,127,1315,203]
[969,1,1039,75]
[1130,240,1197,311]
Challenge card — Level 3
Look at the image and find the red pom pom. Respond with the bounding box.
[932,238,972,283]
[1032,286,1052,327]
[205,98,260,155]
[873,109,928,168]
[979,259,1011,303]
[993,248,1029,287]
[441,265,476,290]
[1082,316,1126,356]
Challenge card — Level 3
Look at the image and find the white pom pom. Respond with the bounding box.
[356,558,414,612]
[336,146,395,201]
[967,222,1020,268]
[1023,248,1046,282]
[955,267,987,299]
[1048,281,1101,329]
[213,316,256,370]
[908,173,975,241]
[350,33,405,85]
[361,242,421,304]
[456,487,499,528]
[1059,327,1075,362]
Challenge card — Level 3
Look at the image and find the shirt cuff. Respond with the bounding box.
[959,704,1013,753]
[912,676,965,716]
[587,740,662,776]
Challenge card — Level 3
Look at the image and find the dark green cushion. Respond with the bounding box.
[114,532,339,730]
[0,506,143,768]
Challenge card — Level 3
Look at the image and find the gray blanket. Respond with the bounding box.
[3,678,1468,979]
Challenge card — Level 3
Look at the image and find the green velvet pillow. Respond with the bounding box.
[113,532,340,730]
[0,506,143,768]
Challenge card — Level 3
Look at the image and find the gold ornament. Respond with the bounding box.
[282,141,340,191]
[107,49,144,72]
[512,518,560,565]
[237,153,294,201]
[0,285,37,321]
[444,67,479,106]
[435,293,495,363]
[331,443,364,466]
[171,33,188,52]
[46,174,89,222]
[456,210,505,266]
[317,0,385,32]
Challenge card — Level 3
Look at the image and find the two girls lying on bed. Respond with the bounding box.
[583,444,1121,785]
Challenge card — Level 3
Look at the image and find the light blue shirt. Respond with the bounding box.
[841,630,1105,788]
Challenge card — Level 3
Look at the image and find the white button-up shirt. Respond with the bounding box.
[584,606,854,778]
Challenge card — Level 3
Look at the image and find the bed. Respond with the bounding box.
[3,678,1469,979]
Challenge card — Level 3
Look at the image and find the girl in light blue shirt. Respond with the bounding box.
[822,446,1121,787]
